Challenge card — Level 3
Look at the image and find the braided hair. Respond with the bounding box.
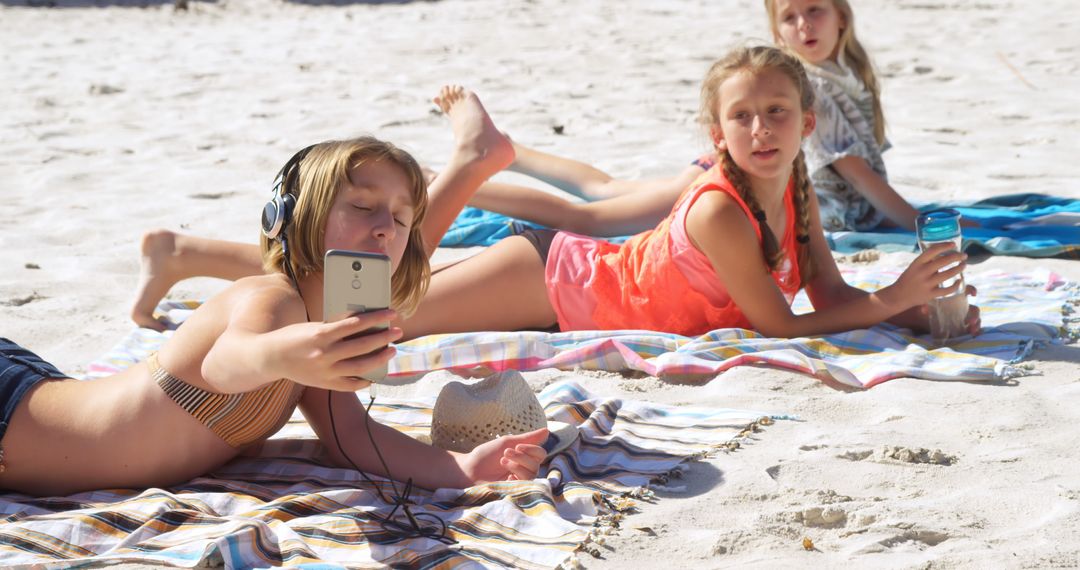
[699,46,816,286]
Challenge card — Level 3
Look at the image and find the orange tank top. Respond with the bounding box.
[544,168,802,335]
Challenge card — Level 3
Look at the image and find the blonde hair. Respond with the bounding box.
[260,136,431,316]
[764,0,886,146]
[698,45,815,286]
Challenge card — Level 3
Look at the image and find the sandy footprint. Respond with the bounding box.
[849,527,951,555]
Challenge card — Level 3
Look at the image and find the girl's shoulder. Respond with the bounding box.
[230,273,298,300]
[804,62,868,98]
[686,188,745,220]
[684,168,747,209]
[683,179,756,239]
[208,273,307,325]
[807,75,860,114]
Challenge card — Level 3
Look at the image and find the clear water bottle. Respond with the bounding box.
[916,208,969,344]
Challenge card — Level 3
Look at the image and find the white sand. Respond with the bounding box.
[2,0,1079,567]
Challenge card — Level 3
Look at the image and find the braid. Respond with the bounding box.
[720,150,784,272]
[791,150,815,286]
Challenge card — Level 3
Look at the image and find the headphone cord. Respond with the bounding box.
[327,390,456,544]
[281,236,454,545]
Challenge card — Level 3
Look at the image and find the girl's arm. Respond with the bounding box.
[807,254,982,335]
[832,155,920,231]
[469,168,697,237]
[801,182,980,335]
[200,280,400,393]
[687,190,967,338]
[298,389,547,489]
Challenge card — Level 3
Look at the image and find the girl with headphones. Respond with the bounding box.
[0,86,546,499]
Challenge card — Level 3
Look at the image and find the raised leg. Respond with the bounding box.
[508,143,706,201]
[507,142,617,200]
[131,230,262,330]
[421,86,515,257]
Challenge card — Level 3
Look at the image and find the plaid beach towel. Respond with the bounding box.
[87,267,1077,390]
[387,268,1075,389]
[0,380,782,569]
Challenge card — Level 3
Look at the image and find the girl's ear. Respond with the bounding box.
[801,110,817,138]
[710,125,726,151]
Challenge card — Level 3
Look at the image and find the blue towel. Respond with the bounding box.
[439,206,544,247]
[441,194,1080,259]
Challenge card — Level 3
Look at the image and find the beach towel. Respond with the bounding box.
[829,194,1080,258]
[439,206,546,248]
[387,267,1075,389]
[0,380,781,569]
[86,267,1076,390]
[441,194,1080,259]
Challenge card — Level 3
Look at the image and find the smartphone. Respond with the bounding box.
[323,249,392,383]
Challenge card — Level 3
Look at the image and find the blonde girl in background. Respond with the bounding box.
[762,0,919,231]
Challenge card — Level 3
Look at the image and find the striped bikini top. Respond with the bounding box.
[149,353,305,448]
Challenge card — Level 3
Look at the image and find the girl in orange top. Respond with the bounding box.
[398,46,980,339]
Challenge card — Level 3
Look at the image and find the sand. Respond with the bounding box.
[2,0,1079,567]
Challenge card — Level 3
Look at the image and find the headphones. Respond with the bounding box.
[261,144,316,240]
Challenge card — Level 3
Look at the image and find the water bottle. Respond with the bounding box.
[915,209,969,344]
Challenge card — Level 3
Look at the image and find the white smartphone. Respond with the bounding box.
[323,249,392,383]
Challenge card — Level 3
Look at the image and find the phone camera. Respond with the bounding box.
[351,261,362,271]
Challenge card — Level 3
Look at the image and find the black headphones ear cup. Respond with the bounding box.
[261,145,314,241]
[262,191,291,240]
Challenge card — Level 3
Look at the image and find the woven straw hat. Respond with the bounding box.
[426,371,578,457]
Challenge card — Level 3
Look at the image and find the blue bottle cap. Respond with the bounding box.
[916,208,962,243]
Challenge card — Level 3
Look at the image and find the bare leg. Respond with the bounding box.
[400,236,556,340]
[468,180,594,233]
[463,163,708,237]
[421,86,515,257]
[508,142,708,201]
[507,142,617,200]
[131,230,262,330]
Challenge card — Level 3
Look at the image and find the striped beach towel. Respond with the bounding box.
[0,380,782,569]
[386,268,1075,389]
[84,268,1077,390]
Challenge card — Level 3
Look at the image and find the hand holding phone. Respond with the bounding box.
[323,250,392,383]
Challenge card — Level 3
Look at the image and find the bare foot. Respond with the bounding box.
[433,85,515,177]
[131,229,182,331]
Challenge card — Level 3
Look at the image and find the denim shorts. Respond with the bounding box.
[0,338,68,446]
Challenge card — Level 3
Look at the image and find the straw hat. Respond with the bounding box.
[424,371,578,457]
